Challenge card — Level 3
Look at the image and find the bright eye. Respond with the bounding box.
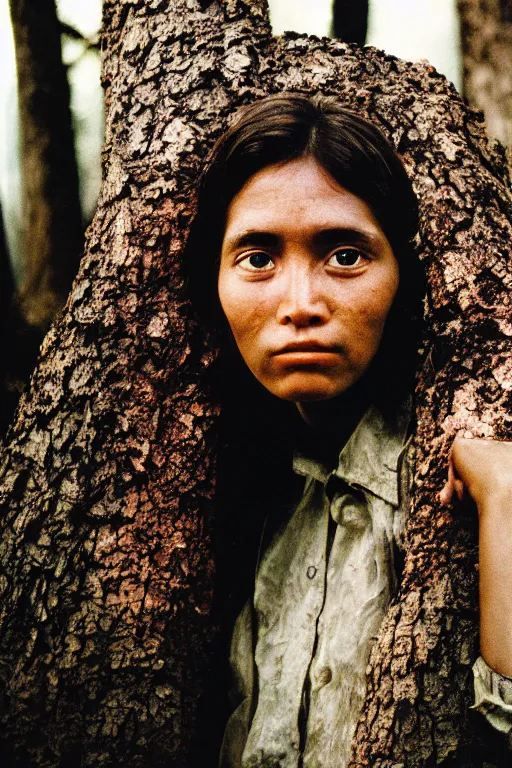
[239,252,274,272]
[327,248,366,268]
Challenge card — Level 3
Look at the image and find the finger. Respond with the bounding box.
[439,457,455,505]
[439,480,452,505]
[454,477,466,502]
[451,436,473,502]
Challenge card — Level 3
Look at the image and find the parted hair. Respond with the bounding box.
[184,92,425,410]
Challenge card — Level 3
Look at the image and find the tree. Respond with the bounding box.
[8,0,83,331]
[0,0,510,765]
[0,202,43,440]
[332,0,369,44]
[0,203,21,436]
[2,1,101,438]
[458,0,512,149]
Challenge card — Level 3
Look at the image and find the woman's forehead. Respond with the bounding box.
[222,157,387,248]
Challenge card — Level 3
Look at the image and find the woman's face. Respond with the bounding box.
[218,156,399,403]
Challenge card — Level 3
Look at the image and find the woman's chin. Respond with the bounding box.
[255,368,358,403]
[269,379,350,403]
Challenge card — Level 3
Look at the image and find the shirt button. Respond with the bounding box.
[317,666,333,687]
[307,566,317,579]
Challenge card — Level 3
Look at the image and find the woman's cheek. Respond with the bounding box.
[220,287,270,369]
[366,273,399,325]
[349,289,396,366]
[218,278,247,337]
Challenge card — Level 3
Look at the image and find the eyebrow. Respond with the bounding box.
[224,227,384,252]
[311,227,383,251]
[225,230,281,251]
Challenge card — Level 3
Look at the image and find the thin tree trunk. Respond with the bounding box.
[0,205,17,435]
[0,0,510,765]
[332,0,369,44]
[9,0,83,330]
[0,206,46,439]
[458,0,512,149]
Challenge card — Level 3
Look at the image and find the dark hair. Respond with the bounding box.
[184,98,425,681]
[184,93,424,412]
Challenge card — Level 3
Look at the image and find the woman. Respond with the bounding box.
[186,94,512,766]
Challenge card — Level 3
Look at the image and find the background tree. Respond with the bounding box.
[1,0,90,439]
[458,0,512,149]
[332,0,369,44]
[0,0,510,766]
[0,202,20,435]
[8,0,83,329]
[0,202,42,438]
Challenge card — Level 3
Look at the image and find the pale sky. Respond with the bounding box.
[366,0,462,90]
[56,0,102,37]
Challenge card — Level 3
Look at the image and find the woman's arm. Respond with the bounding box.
[440,437,512,677]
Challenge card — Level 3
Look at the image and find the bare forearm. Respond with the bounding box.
[441,437,512,676]
[479,490,512,677]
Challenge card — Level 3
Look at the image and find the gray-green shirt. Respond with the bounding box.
[220,405,512,767]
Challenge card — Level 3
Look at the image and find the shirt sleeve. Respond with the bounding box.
[472,655,512,736]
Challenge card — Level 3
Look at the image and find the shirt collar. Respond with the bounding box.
[292,399,411,506]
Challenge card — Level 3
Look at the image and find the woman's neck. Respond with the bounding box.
[296,387,370,445]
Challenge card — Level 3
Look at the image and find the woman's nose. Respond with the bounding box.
[275,266,330,328]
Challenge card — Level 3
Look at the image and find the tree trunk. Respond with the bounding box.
[458,0,512,149]
[0,0,510,766]
[0,204,18,436]
[0,205,47,440]
[9,0,84,330]
[332,0,369,44]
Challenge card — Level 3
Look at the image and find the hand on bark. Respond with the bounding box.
[439,436,512,510]
[440,436,512,677]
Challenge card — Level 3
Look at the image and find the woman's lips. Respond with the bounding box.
[272,341,343,355]
[271,342,343,365]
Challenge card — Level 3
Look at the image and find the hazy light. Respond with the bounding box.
[0,0,21,280]
[57,0,103,220]
[268,0,332,37]
[0,0,103,281]
[56,0,102,38]
[367,0,462,91]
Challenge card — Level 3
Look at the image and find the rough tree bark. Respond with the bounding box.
[458,0,512,149]
[9,0,84,330]
[0,0,511,766]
